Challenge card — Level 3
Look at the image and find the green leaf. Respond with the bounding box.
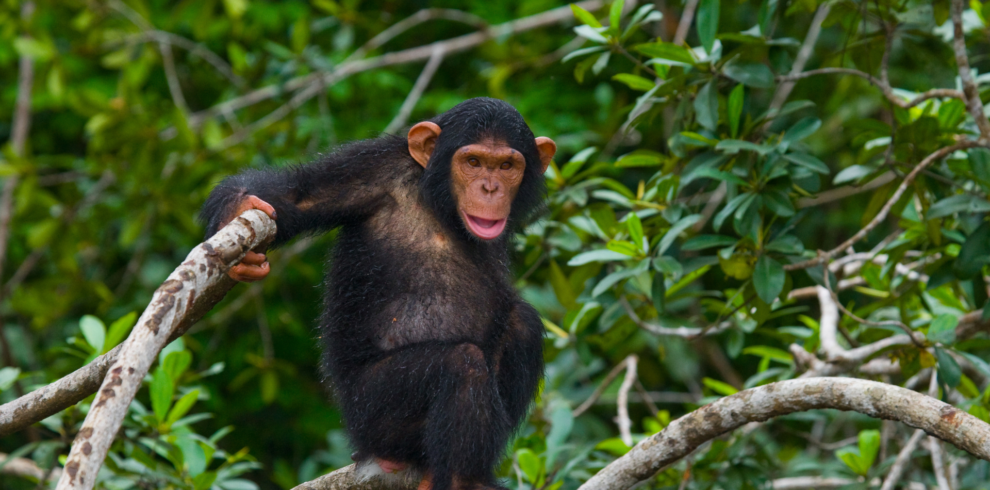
[858,430,880,470]
[782,152,829,174]
[150,368,176,422]
[728,84,744,137]
[754,255,785,303]
[938,99,966,128]
[954,222,990,279]
[634,42,694,65]
[79,315,106,353]
[782,117,821,143]
[549,260,577,308]
[696,0,720,53]
[571,4,603,27]
[627,212,644,251]
[104,311,137,354]
[612,73,655,91]
[575,25,609,44]
[652,273,667,314]
[610,0,625,30]
[0,367,20,392]
[616,150,664,167]
[762,189,796,217]
[694,79,719,131]
[516,448,542,482]
[658,214,702,255]
[702,377,738,395]
[607,240,641,256]
[836,447,870,476]
[568,249,632,266]
[927,314,958,345]
[716,139,774,155]
[742,346,793,363]
[666,265,712,297]
[165,389,200,426]
[927,194,990,219]
[595,437,631,456]
[722,62,774,88]
[163,350,193,382]
[935,347,962,388]
[683,235,737,250]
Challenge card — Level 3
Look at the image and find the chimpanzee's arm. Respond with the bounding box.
[201,137,406,246]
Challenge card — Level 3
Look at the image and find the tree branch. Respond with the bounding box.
[0,452,61,482]
[784,141,987,271]
[383,45,446,134]
[672,0,700,45]
[577,378,990,490]
[616,355,638,447]
[169,0,603,140]
[777,68,965,110]
[951,0,990,140]
[879,429,926,490]
[766,4,831,118]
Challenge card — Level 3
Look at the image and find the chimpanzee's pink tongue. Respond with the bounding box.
[473,217,498,229]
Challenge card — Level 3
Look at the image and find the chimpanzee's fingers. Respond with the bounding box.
[240,251,267,266]
[241,195,277,220]
[228,262,270,282]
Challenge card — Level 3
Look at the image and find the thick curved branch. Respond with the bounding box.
[0,452,61,482]
[49,210,274,490]
[577,378,990,490]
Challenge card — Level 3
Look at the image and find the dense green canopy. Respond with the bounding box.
[2,0,990,489]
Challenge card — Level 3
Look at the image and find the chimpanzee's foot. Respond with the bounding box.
[416,473,432,490]
[375,458,408,474]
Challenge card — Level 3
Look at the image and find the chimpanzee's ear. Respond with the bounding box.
[534,137,557,174]
[408,122,442,168]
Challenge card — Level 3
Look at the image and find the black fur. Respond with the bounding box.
[201,98,546,490]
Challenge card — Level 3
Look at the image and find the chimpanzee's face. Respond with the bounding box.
[449,140,526,240]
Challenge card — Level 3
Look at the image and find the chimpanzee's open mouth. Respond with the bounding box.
[462,211,507,240]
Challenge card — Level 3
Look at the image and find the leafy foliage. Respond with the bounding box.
[3,0,990,489]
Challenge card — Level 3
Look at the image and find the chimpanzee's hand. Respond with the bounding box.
[223,195,277,282]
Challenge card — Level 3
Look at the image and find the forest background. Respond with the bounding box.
[3,0,990,489]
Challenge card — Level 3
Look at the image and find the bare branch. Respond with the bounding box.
[0,452,61,482]
[951,0,990,140]
[928,372,953,490]
[383,45,446,134]
[577,378,990,490]
[10,1,35,157]
[785,141,988,271]
[347,8,487,61]
[778,68,965,109]
[796,171,896,208]
[50,211,275,490]
[574,360,632,417]
[772,477,855,490]
[619,298,728,338]
[672,0,700,45]
[767,4,832,118]
[880,429,926,490]
[616,355,638,447]
[174,0,603,138]
[114,30,244,87]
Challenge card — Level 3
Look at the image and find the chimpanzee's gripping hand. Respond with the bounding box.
[223,195,277,282]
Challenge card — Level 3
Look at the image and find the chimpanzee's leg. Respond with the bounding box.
[340,342,512,490]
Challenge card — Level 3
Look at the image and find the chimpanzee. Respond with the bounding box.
[201,98,556,490]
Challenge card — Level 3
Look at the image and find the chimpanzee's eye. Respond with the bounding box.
[468,158,480,167]
[500,162,512,170]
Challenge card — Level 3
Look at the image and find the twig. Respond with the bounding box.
[777,68,964,110]
[672,0,700,45]
[346,8,487,62]
[766,4,832,121]
[53,211,275,490]
[616,355,638,447]
[691,182,725,232]
[619,297,728,338]
[928,371,953,490]
[383,45,446,134]
[172,1,604,137]
[879,429,925,490]
[11,2,34,156]
[574,360,630,417]
[784,141,987,271]
[772,477,855,490]
[633,378,660,416]
[0,452,61,482]
[114,30,244,87]
[951,0,990,140]
[796,171,896,208]
[576,378,990,490]
[107,0,188,112]
[822,270,923,347]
